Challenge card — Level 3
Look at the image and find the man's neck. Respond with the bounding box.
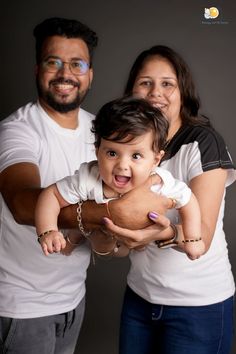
[39,99,80,129]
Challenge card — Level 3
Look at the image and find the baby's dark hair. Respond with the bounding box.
[33,17,98,65]
[92,97,169,152]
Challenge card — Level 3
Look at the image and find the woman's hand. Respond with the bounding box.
[108,176,172,230]
[103,212,171,249]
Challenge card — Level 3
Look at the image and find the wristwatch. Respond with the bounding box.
[155,224,179,249]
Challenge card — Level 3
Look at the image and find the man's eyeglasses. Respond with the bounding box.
[42,58,90,76]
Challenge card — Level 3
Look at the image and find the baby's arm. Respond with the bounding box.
[179,193,205,260]
[35,184,70,255]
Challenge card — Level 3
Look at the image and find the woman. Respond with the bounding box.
[105,46,236,354]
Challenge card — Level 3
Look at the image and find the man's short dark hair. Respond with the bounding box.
[92,97,169,152]
[33,17,98,65]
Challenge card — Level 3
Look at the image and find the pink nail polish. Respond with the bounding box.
[102,217,109,224]
[149,212,159,220]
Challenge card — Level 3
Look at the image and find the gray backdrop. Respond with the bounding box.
[0,1,235,353]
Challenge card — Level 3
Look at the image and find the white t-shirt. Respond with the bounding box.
[0,101,96,318]
[56,161,191,209]
[127,125,236,306]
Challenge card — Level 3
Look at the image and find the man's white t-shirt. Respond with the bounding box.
[0,102,96,318]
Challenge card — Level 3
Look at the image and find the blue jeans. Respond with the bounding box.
[119,286,234,354]
[0,296,85,354]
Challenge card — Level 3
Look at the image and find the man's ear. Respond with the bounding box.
[88,68,93,89]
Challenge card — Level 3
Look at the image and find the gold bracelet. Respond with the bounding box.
[66,234,85,246]
[105,201,112,218]
[169,198,177,209]
[182,237,202,243]
[76,201,92,238]
[92,241,120,256]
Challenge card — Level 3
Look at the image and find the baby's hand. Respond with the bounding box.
[184,239,205,260]
[39,231,66,256]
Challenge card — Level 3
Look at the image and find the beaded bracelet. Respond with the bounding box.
[182,237,202,243]
[37,229,56,243]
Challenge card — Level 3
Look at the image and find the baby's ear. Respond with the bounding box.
[154,150,165,166]
[159,150,165,159]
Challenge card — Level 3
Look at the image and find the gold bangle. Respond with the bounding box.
[105,201,111,218]
[66,234,85,246]
[92,249,114,256]
[92,241,120,256]
[169,198,177,209]
[182,237,202,243]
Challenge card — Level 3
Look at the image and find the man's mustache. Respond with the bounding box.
[49,78,80,88]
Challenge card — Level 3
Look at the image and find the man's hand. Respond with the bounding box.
[108,176,171,230]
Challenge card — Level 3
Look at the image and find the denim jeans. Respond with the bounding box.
[0,296,85,354]
[119,286,234,354]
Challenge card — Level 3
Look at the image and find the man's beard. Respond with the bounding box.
[36,77,88,113]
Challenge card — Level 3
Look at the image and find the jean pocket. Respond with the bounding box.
[0,317,18,350]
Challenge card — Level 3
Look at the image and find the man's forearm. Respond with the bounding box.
[59,200,108,230]
[64,198,155,232]
[73,187,170,231]
[13,189,169,233]
[12,190,107,231]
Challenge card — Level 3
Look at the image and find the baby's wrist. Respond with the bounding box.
[37,229,58,243]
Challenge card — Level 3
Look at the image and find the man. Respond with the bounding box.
[0,17,171,354]
[0,17,99,354]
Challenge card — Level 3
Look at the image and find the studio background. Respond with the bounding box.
[0,1,235,353]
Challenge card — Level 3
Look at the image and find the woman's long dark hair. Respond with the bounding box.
[125,45,211,127]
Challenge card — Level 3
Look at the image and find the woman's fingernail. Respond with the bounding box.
[149,212,159,220]
[102,217,109,224]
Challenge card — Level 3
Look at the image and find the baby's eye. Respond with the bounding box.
[132,153,142,160]
[107,150,116,157]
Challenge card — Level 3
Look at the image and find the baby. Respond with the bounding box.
[35,97,205,260]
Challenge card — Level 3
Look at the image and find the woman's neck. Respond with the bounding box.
[167,120,182,141]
